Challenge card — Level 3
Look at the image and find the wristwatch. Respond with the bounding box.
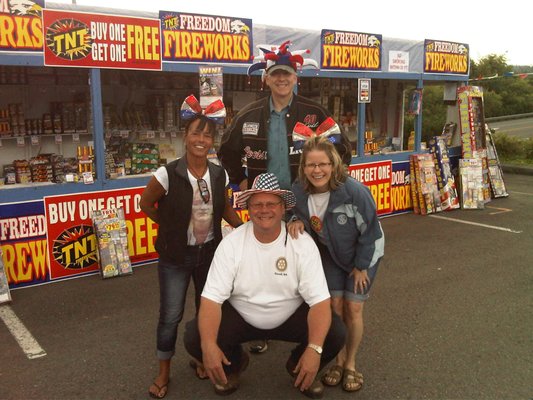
[307,343,323,355]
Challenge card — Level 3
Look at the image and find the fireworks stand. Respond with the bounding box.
[0,2,470,289]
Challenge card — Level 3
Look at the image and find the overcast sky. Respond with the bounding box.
[52,0,532,66]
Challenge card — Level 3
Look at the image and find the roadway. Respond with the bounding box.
[1,173,532,399]
[487,116,533,139]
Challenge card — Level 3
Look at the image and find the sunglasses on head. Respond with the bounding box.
[197,179,210,203]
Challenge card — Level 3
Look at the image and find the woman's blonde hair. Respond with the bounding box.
[297,136,347,193]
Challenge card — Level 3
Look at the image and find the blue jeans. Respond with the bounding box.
[156,240,216,360]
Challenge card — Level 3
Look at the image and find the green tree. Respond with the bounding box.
[420,86,447,142]
[470,54,512,80]
[469,54,533,117]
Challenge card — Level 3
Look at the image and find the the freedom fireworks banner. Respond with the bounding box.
[321,29,382,71]
[160,11,252,64]
[424,39,469,75]
[0,0,44,53]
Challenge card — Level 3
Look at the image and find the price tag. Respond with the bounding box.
[159,131,166,139]
[82,172,94,184]
[55,134,63,144]
[17,136,25,147]
[31,135,40,146]
[170,131,177,138]
[358,78,371,103]
[72,133,80,142]
[120,130,129,138]
[146,131,155,139]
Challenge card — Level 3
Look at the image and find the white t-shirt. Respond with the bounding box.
[153,162,229,246]
[202,223,330,329]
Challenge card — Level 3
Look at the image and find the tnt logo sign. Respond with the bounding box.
[162,14,179,30]
[45,18,92,60]
[52,224,98,270]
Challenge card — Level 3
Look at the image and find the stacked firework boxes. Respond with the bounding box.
[458,158,485,209]
[485,129,509,198]
[428,136,460,211]
[91,208,132,279]
[456,86,495,209]
[409,153,442,215]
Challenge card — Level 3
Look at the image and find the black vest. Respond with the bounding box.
[155,156,226,263]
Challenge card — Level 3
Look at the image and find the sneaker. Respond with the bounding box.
[248,339,268,354]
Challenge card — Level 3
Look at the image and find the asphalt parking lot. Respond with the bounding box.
[1,172,532,400]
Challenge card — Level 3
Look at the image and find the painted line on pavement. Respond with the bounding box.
[428,215,522,233]
[486,206,512,215]
[0,305,47,359]
[508,190,533,196]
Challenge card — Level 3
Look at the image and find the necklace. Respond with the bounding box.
[188,163,207,179]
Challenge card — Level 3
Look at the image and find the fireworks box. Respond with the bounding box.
[91,208,133,279]
[459,158,485,209]
[410,153,442,215]
[428,136,460,211]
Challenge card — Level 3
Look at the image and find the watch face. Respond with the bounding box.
[308,344,323,354]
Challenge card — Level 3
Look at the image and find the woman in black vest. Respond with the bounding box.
[140,96,243,399]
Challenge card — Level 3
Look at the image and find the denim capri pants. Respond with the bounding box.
[318,241,380,303]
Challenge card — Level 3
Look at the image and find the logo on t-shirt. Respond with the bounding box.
[276,257,287,271]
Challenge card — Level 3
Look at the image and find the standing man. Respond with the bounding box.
[218,40,352,192]
[184,173,346,399]
[218,41,351,353]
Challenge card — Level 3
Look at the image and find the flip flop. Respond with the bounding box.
[342,369,363,392]
[321,365,344,386]
[189,359,209,380]
[149,381,169,399]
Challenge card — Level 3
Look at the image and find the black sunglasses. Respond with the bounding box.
[197,179,210,203]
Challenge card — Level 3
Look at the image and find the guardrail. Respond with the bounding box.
[485,112,533,122]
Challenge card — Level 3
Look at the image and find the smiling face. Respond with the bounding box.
[184,118,215,159]
[265,69,297,100]
[302,150,333,193]
[248,192,285,241]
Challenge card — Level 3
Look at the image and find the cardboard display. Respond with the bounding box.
[0,249,12,303]
[92,208,133,279]
[410,153,442,215]
[485,129,509,198]
[459,158,485,209]
[428,136,460,211]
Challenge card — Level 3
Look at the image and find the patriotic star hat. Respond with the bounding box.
[235,173,296,210]
[247,40,319,77]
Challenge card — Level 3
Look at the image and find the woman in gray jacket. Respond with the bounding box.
[288,136,384,393]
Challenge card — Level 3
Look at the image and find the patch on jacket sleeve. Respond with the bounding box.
[242,122,259,136]
[337,214,348,225]
[303,114,318,128]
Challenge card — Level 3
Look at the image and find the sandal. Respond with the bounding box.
[148,380,169,399]
[342,369,363,392]
[213,351,250,396]
[321,365,343,386]
[189,359,208,380]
